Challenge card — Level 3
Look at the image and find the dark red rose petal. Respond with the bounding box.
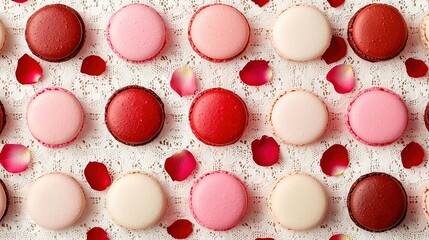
[81,55,106,76]
[329,234,350,240]
[16,54,43,85]
[167,219,193,239]
[165,150,197,181]
[84,162,112,191]
[11,0,27,3]
[87,227,109,240]
[401,141,424,169]
[405,58,428,78]
[251,0,270,7]
[251,135,280,167]
[239,60,272,86]
[322,36,347,64]
[320,144,349,176]
[327,0,345,8]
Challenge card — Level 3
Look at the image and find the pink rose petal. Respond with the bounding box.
[165,150,197,181]
[81,55,106,76]
[11,0,27,3]
[87,227,109,240]
[326,64,355,94]
[0,144,31,174]
[320,144,349,176]
[405,58,428,78]
[322,36,347,64]
[251,136,280,167]
[170,67,198,97]
[329,234,350,240]
[251,0,270,7]
[167,219,193,239]
[327,0,345,8]
[401,141,425,169]
[16,54,43,85]
[239,60,272,86]
[84,162,112,191]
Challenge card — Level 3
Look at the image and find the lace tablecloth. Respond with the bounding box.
[1,0,429,239]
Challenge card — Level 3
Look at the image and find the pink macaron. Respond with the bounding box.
[189,170,248,231]
[26,87,84,148]
[107,3,166,63]
[347,87,408,146]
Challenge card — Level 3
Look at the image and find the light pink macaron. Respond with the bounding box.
[107,3,167,63]
[26,87,84,148]
[189,170,248,231]
[346,87,408,146]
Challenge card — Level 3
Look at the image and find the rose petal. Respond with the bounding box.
[165,150,197,181]
[167,219,193,239]
[327,0,345,8]
[251,0,270,7]
[329,234,350,240]
[401,141,425,169]
[405,58,428,78]
[251,136,280,167]
[322,36,347,64]
[320,144,349,176]
[0,144,31,174]
[256,238,274,240]
[326,64,355,94]
[239,60,272,86]
[81,55,106,76]
[11,0,27,3]
[87,227,109,240]
[84,162,112,191]
[16,54,43,85]
[170,67,198,97]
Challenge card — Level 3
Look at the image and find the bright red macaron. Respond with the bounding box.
[105,86,165,146]
[189,88,248,146]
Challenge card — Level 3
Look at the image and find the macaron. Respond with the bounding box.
[272,5,331,62]
[269,89,329,146]
[189,88,248,146]
[421,14,429,52]
[0,100,6,136]
[347,87,408,146]
[188,4,250,62]
[269,173,328,231]
[189,170,248,231]
[347,172,407,232]
[26,87,84,148]
[424,101,429,132]
[105,85,165,146]
[0,18,6,52]
[25,4,85,62]
[26,173,86,230]
[106,172,166,230]
[347,4,408,62]
[107,4,166,63]
[0,179,8,221]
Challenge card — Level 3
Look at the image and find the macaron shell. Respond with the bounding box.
[272,5,331,61]
[0,180,8,220]
[107,4,166,63]
[0,19,6,51]
[420,14,429,52]
[0,100,6,136]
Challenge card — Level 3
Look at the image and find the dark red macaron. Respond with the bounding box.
[347,172,407,232]
[189,88,248,146]
[424,101,429,132]
[25,4,85,62]
[347,4,408,62]
[0,100,6,136]
[105,85,165,146]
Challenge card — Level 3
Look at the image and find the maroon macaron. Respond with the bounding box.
[347,4,408,62]
[347,172,407,232]
[424,101,429,132]
[189,88,248,146]
[105,85,165,146]
[25,4,85,62]
[0,100,6,136]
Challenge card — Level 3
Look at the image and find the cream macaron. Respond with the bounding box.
[421,14,429,52]
[0,18,6,51]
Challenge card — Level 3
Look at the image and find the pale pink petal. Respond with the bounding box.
[170,67,198,97]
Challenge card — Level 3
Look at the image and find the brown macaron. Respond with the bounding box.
[347,4,408,62]
[25,4,85,62]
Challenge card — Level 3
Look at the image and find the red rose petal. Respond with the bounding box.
[165,150,197,181]
[81,55,106,76]
[327,0,345,8]
[329,234,350,240]
[251,0,270,7]
[87,227,109,240]
[11,0,27,3]
[401,141,425,169]
[320,144,349,176]
[326,64,355,94]
[16,54,43,85]
[322,36,347,64]
[170,67,198,97]
[251,136,280,167]
[167,219,193,239]
[239,60,272,86]
[84,162,112,191]
[405,58,428,78]
[0,144,31,174]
